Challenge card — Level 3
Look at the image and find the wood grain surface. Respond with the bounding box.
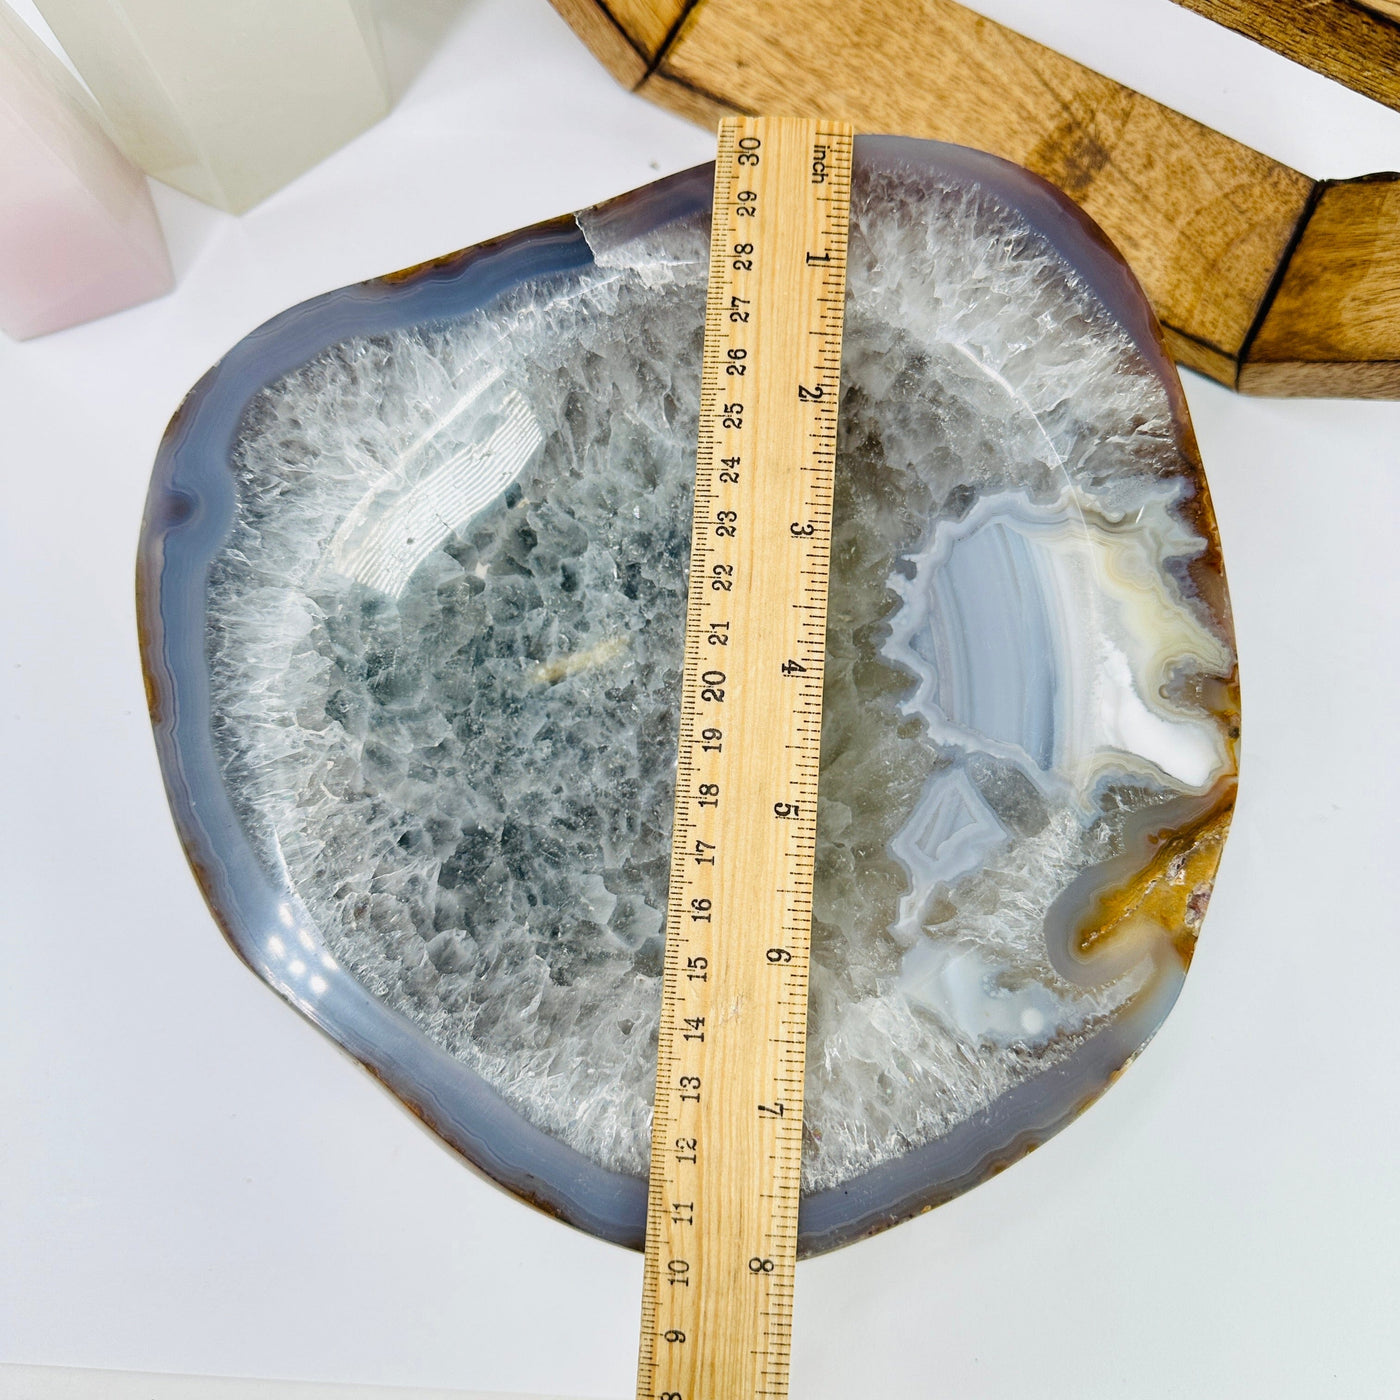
[1241,173,1400,396]
[546,0,651,84]
[1168,1,1400,112]
[549,0,1400,398]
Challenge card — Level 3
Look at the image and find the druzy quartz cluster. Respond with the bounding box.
[145,139,1238,1252]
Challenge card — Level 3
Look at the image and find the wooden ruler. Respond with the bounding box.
[635,116,853,1400]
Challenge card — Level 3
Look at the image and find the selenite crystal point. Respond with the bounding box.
[140,138,1238,1254]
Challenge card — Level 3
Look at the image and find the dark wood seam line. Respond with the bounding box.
[592,0,650,67]
[1161,322,1241,361]
[645,0,706,81]
[648,63,754,115]
[1233,179,1326,386]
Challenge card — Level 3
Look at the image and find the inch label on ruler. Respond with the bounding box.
[636,116,854,1400]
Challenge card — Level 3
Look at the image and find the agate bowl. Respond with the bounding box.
[139,137,1238,1255]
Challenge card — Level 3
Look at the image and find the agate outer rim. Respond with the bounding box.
[139,136,1226,1255]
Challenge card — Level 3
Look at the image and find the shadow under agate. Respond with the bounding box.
[139,138,1236,1254]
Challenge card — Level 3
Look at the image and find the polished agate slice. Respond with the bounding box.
[139,138,1238,1254]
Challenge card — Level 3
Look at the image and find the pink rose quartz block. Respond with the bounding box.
[0,4,172,341]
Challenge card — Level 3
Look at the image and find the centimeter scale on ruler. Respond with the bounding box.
[636,116,853,1400]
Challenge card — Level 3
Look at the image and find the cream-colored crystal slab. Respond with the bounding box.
[0,2,172,339]
[33,0,392,213]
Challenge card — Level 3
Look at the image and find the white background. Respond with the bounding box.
[2,1,1398,1396]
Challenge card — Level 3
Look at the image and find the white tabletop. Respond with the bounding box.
[2,1,1397,1396]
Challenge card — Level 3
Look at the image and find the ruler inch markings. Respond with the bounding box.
[635,116,852,1400]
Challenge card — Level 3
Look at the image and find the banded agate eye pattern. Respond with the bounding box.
[140,137,1237,1255]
